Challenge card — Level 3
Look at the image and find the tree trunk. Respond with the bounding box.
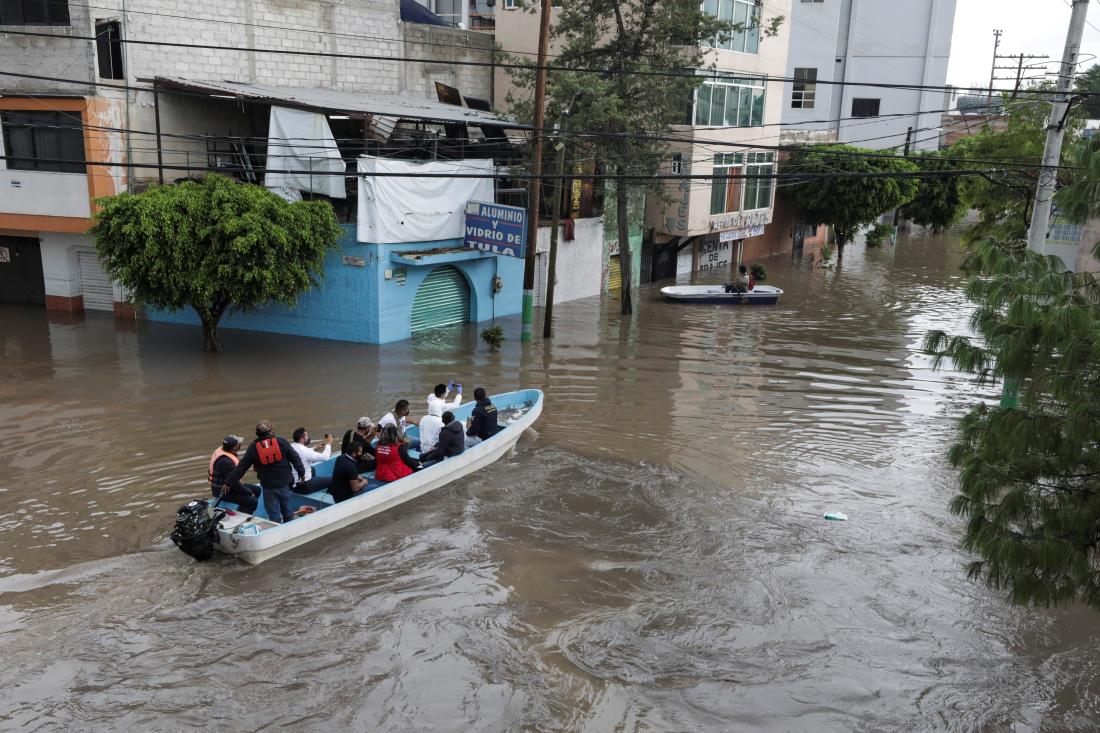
[616,180,633,315]
[836,239,845,261]
[201,317,221,352]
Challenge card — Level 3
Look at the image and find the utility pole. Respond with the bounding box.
[521,0,552,343]
[1026,0,1090,254]
[987,29,1002,103]
[891,126,914,239]
[542,92,580,339]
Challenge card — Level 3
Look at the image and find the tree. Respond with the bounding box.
[506,1,782,314]
[1075,63,1100,120]
[781,144,918,260]
[923,241,1100,609]
[899,151,967,232]
[92,175,341,352]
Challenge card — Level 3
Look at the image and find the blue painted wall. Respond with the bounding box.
[147,224,524,344]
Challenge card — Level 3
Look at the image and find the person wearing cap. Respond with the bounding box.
[208,435,261,514]
[228,419,306,524]
[289,427,334,495]
[341,416,379,473]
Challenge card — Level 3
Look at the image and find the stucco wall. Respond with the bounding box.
[533,217,603,306]
[402,23,493,102]
[147,225,524,344]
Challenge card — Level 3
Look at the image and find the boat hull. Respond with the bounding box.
[211,389,542,564]
[660,285,782,305]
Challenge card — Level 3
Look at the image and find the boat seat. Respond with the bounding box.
[304,489,335,505]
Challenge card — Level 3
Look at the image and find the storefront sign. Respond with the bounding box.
[709,210,770,233]
[718,224,765,243]
[464,201,528,258]
[697,238,731,273]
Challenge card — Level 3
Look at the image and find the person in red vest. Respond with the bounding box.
[228,419,306,524]
[374,425,422,482]
[208,435,260,513]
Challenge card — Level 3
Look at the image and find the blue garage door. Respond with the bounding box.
[410,265,470,333]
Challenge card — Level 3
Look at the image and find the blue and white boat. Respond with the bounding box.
[660,284,783,305]
[208,389,543,564]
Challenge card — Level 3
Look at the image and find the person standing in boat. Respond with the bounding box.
[289,428,334,495]
[427,382,462,415]
[228,419,306,524]
[420,411,466,464]
[329,441,370,503]
[208,435,261,514]
[465,387,504,447]
[374,425,422,482]
[341,417,379,473]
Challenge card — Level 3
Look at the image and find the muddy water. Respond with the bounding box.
[2,229,1099,731]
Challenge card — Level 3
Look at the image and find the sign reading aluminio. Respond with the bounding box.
[463,201,528,258]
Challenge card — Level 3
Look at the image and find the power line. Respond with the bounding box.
[1,27,1095,98]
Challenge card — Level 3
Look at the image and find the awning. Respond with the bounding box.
[151,77,523,129]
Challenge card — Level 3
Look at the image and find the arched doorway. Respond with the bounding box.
[410,265,471,333]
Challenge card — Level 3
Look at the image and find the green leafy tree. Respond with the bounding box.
[506,0,782,314]
[1075,64,1100,120]
[924,241,1100,609]
[92,175,341,352]
[899,151,966,232]
[781,144,918,260]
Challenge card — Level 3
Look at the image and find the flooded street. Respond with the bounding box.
[2,229,1099,731]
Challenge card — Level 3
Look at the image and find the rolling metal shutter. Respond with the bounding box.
[607,254,622,291]
[77,250,114,311]
[410,265,470,333]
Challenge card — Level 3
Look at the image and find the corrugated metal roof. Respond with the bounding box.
[152,77,523,129]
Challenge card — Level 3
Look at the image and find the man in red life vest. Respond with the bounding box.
[208,435,261,513]
[228,419,306,524]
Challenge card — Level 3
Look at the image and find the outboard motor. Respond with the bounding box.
[170,499,227,561]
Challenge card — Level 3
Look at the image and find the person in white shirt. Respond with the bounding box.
[289,427,333,494]
[418,400,445,455]
[427,382,462,415]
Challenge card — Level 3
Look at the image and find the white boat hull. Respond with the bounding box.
[211,389,542,564]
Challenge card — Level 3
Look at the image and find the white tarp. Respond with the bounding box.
[264,106,346,199]
[357,156,494,243]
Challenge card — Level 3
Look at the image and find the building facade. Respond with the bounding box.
[644,0,794,280]
[781,0,958,152]
[0,0,528,342]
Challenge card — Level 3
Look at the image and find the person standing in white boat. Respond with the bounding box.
[289,427,334,495]
[227,419,306,524]
[427,382,462,415]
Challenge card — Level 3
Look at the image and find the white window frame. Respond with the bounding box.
[693,74,766,128]
[791,67,817,109]
[703,0,760,55]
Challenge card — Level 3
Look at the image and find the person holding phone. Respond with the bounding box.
[290,427,334,494]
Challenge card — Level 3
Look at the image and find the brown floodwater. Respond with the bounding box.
[1,228,1098,731]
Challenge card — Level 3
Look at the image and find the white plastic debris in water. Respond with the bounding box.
[823,512,848,522]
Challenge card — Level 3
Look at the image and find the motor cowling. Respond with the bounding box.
[170,499,226,561]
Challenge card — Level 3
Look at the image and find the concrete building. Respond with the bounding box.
[781,0,958,152]
[0,0,532,342]
[644,0,794,281]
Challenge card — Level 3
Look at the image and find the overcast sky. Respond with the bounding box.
[947,0,1100,89]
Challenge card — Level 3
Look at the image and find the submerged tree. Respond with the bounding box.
[92,175,341,352]
[781,144,918,260]
[924,240,1100,609]
[506,0,783,314]
[900,151,967,232]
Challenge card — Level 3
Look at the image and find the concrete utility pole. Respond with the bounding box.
[521,0,552,343]
[1026,0,1090,254]
[542,92,580,339]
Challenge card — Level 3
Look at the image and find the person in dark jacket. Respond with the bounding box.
[208,435,260,513]
[228,419,306,524]
[420,411,466,464]
[465,387,504,446]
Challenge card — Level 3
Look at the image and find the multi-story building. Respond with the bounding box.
[645,0,794,280]
[0,0,534,342]
[781,0,958,152]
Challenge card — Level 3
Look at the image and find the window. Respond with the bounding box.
[801,0,824,3]
[742,152,775,211]
[704,0,760,54]
[693,74,766,127]
[710,152,774,215]
[0,0,69,24]
[1,111,86,173]
[670,153,683,175]
[792,67,817,109]
[503,0,517,7]
[851,98,880,117]
[95,21,123,79]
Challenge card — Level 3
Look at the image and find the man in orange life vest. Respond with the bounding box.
[228,419,306,524]
[208,435,261,514]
